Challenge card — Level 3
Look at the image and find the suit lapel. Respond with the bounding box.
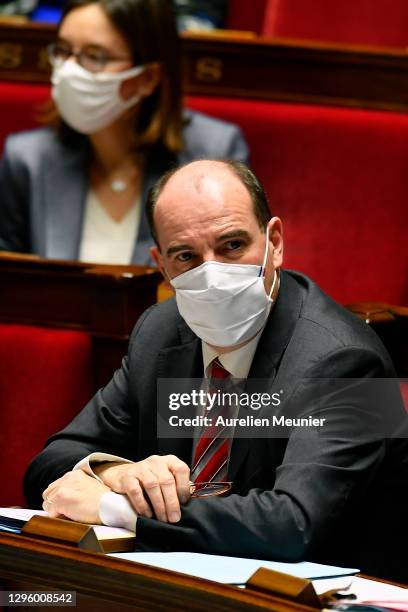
[228,271,304,482]
[44,143,89,260]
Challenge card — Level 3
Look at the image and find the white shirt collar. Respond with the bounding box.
[202,331,262,379]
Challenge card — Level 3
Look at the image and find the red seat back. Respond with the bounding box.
[0,323,93,505]
[0,81,50,154]
[1,83,407,305]
[262,0,408,47]
[227,0,269,33]
[187,96,408,305]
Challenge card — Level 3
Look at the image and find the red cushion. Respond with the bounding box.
[0,323,93,505]
[227,0,269,33]
[1,82,407,305]
[262,0,408,47]
[187,96,408,305]
[0,81,50,154]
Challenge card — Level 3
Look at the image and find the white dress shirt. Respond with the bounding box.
[79,191,141,264]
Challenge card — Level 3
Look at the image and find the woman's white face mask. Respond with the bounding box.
[170,228,278,347]
[51,60,145,134]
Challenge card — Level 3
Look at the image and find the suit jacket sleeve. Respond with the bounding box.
[135,347,400,562]
[0,136,30,252]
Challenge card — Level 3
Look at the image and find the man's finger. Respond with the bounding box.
[167,456,191,505]
[144,457,182,521]
[138,467,170,522]
[118,474,153,519]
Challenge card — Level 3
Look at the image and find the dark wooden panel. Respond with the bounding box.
[1,21,408,111]
[0,531,318,611]
[0,253,162,387]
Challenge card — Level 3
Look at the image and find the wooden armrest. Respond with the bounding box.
[346,302,408,376]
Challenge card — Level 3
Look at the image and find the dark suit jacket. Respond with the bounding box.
[0,109,248,265]
[24,270,408,582]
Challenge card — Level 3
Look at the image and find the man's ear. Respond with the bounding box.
[268,217,284,268]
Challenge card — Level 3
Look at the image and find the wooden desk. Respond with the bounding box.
[0,531,317,611]
[0,254,162,389]
[1,21,408,112]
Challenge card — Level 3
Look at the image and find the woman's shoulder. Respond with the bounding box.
[5,126,59,154]
[180,108,249,163]
[4,127,86,163]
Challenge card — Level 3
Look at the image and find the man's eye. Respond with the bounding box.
[176,252,193,262]
[224,240,243,251]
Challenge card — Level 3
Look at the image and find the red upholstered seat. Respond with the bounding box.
[0,323,93,505]
[187,96,408,305]
[1,82,407,305]
[227,0,268,33]
[0,81,50,154]
[262,0,408,48]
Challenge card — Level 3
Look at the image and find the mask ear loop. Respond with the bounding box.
[268,269,278,300]
[259,226,278,300]
[258,226,270,277]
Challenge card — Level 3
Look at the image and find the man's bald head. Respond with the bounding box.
[146,160,271,248]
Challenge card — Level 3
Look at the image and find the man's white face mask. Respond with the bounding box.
[51,60,145,134]
[170,228,278,347]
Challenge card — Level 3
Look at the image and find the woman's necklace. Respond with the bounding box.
[110,178,128,193]
[91,150,144,196]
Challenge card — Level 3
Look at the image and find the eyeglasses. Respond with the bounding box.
[190,481,232,498]
[47,41,132,73]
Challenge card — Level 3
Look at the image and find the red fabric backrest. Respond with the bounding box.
[1,82,407,305]
[227,0,269,33]
[0,323,93,505]
[262,0,408,47]
[186,96,408,305]
[0,81,50,154]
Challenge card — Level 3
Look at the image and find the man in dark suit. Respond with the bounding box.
[24,160,407,582]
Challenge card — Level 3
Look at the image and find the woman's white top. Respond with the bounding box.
[79,190,141,264]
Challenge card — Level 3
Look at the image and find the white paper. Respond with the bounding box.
[346,576,408,604]
[109,551,359,584]
[0,508,133,539]
[0,508,47,521]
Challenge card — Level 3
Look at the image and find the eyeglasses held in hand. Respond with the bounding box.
[190,481,232,498]
[47,41,132,73]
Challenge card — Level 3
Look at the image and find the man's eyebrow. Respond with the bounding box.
[215,229,252,243]
[166,243,193,257]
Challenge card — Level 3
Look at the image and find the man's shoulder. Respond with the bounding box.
[285,270,390,358]
[129,297,188,348]
[180,108,246,160]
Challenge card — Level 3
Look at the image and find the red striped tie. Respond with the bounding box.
[191,359,231,483]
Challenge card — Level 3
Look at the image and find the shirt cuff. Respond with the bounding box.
[99,491,137,532]
[73,452,133,483]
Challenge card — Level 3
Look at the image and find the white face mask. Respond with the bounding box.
[170,229,278,347]
[51,60,145,134]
